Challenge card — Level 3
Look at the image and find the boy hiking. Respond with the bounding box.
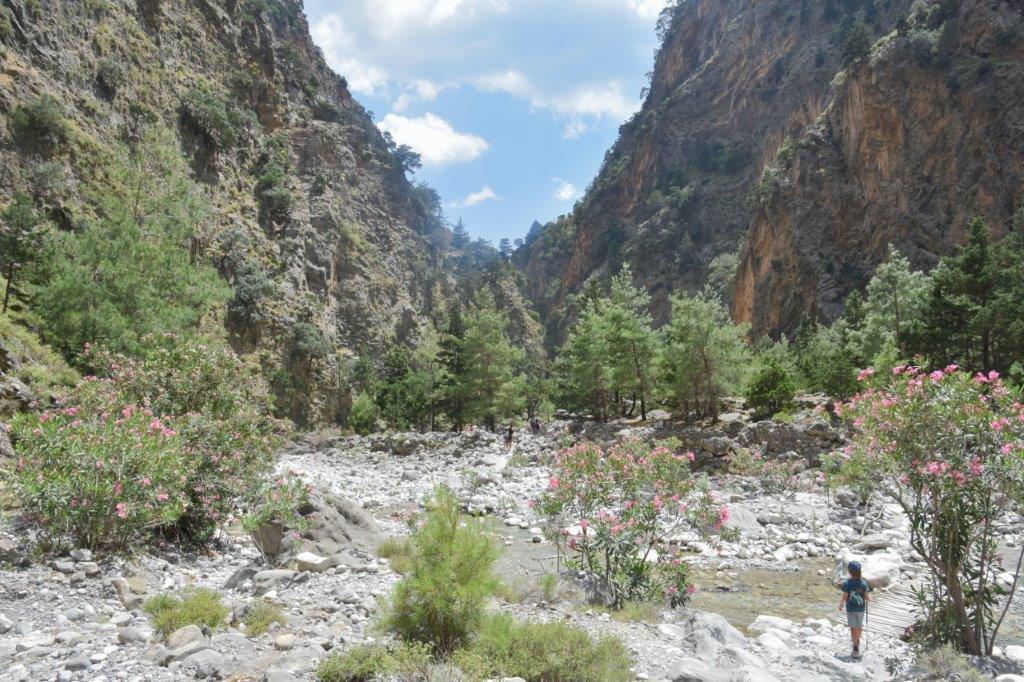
[838,560,871,658]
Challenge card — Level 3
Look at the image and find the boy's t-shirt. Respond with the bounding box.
[842,578,871,612]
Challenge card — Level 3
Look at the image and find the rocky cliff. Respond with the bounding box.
[733,0,1024,336]
[516,0,913,346]
[0,0,539,425]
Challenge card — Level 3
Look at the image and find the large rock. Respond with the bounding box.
[167,624,205,649]
[278,492,383,563]
[180,648,229,679]
[110,572,149,609]
[833,547,903,589]
[675,611,748,652]
[252,570,296,593]
[667,658,733,682]
[721,504,763,539]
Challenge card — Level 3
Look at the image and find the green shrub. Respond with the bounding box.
[181,88,248,151]
[914,645,987,682]
[143,588,229,637]
[383,487,499,655]
[84,340,288,541]
[7,392,188,550]
[256,141,294,227]
[228,261,274,325]
[7,339,287,550]
[242,474,311,560]
[347,391,377,435]
[243,599,286,636]
[96,58,126,96]
[451,613,633,682]
[9,95,67,152]
[376,536,414,574]
[316,641,432,682]
[746,360,796,417]
[311,98,342,123]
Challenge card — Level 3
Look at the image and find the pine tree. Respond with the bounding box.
[919,217,1024,374]
[439,301,471,430]
[460,291,525,430]
[0,193,47,314]
[658,291,749,421]
[854,246,930,362]
[603,266,658,419]
[556,299,613,421]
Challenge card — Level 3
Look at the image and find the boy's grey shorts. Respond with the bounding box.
[847,611,865,628]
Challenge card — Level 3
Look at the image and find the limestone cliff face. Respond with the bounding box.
[516,0,912,346]
[0,0,539,425]
[733,0,1024,336]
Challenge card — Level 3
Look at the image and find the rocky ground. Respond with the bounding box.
[2,413,1023,681]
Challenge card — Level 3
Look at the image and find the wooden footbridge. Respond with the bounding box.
[832,578,925,638]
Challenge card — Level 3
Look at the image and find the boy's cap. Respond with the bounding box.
[848,561,862,571]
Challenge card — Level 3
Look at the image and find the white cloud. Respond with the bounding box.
[553,178,580,201]
[312,15,389,94]
[393,79,441,112]
[378,113,489,166]
[311,2,651,133]
[626,0,669,19]
[562,119,588,139]
[476,71,640,126]
[452,186,501,208]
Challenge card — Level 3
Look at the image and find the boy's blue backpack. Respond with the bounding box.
[848,580,866,608]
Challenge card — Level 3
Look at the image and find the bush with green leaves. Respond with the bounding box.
[243,474,311,561]
[827,366,1024,655]
[242,599,286,636]
[451,613,633,682]
[5,338,287,550]
[347,391,378,435]
[143,589,229,637]
[6,379,189,551]
[535,440,716,609]
[746,360,796,417]
[181,88,249,151]
[383,486,500,655]
[316,641,432,682]
[82,340,288,541]
[9,95,67,152]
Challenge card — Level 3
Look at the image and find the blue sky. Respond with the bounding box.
[304,0,669,243]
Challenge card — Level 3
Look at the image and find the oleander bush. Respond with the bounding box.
[4,338,288,550]
[535,440,719,609]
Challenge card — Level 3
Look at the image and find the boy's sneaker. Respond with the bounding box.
[852,647,860,658]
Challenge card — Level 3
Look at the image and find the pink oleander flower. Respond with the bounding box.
[95,459,104,470]
[687,451,695,462]
[857,367,876,382]
[1001,443,1013,455]
[715,505,730,529]
[969,456,982,477]
[653,494,663,511]
[548,475,560,490]
[686,585,696,595]
[115,503,128,519]
[666,585,678,595]
[944,364,958,374]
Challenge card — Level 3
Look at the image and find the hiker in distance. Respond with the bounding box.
[838,560,872,658]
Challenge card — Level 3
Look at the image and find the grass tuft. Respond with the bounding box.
[243,599,285,636]
[142,588,229,637]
